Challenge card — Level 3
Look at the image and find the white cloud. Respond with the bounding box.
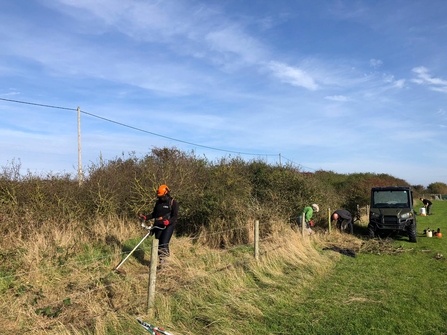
[324,95,349,102]
[267,61,318,90]
[0,91,20,97]
[430,86,447,93]
[205,26,267,64]
[393,79,405,88]
[412,67,447,93]
[382,74,405,88]
[370,59,383,68]
[413,67,447,85]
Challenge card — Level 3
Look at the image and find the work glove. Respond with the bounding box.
[309,220,315,227]
[163,220,169,226]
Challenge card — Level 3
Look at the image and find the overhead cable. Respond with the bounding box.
[1,97,278,157]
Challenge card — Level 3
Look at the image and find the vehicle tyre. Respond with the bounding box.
[368,224,376,239]
[408,224,417,243]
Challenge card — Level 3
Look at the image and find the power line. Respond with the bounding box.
[281,155,317,171]
[0,97,278,157]
[0,97,77,111]
[80,109,278,156]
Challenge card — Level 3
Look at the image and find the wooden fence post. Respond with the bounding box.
[328,207,331,234]
[356,204,360,221]
[302,213,306,236]
[254,220,259,261]
[147,238,159,315]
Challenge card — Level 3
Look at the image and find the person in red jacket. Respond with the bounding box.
[139,184,179,267]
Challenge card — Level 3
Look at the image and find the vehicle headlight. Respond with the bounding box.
[401,212,411,219]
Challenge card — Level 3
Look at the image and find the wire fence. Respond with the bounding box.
[0,220,275,282]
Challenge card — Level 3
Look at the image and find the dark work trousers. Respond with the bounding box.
[338,218,352,230]
[154,223,175,259]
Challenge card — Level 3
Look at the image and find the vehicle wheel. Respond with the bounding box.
[408,224,417,243]
[368,224,375,239]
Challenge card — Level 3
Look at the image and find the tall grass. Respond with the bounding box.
[0,216,335,334]
[2,201,446,334]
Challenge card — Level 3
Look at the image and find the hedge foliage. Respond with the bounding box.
[0,148,416,247]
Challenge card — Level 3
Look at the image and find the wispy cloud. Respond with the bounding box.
[324,95,349,102]
[370,59,383,68]
[430,86,447,93]
[411,67,447,93]
[267,61,318,90]
[205,25,267,66]
[383,74,405,88]
[0,91,20,97]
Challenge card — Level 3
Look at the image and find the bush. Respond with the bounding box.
[0,148,417,247]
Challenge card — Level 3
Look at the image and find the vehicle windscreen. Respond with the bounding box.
[372,190,410,208]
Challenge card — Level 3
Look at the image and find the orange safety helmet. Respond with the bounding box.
[157,184,170,197]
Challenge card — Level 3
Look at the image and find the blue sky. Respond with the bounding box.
[1,0,446,187]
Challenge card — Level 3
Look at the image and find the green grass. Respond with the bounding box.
[161,201,447,335]
[256,200,447,335]
[261,251,447,334]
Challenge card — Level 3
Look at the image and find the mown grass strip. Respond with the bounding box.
[258,199,447,335]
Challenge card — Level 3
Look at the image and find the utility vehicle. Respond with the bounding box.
[368,186,417,242]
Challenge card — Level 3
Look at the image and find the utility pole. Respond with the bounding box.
[77,107,83,186]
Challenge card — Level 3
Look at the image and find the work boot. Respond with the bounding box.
[157,258,168,271]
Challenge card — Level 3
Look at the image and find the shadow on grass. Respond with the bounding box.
[353,222,368,237]
[119,240,152,267]
[352,222,419,243]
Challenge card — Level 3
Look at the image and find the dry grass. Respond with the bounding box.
[0,218,345,334]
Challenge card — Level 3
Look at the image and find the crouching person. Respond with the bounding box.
[331,209,353,234]
[297,204,319,234]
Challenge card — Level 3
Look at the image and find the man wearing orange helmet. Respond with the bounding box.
[139,184,179,268]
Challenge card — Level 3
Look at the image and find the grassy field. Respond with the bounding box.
[1,200,446,334]
[257,199,447,335]
[164,200,447,335]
